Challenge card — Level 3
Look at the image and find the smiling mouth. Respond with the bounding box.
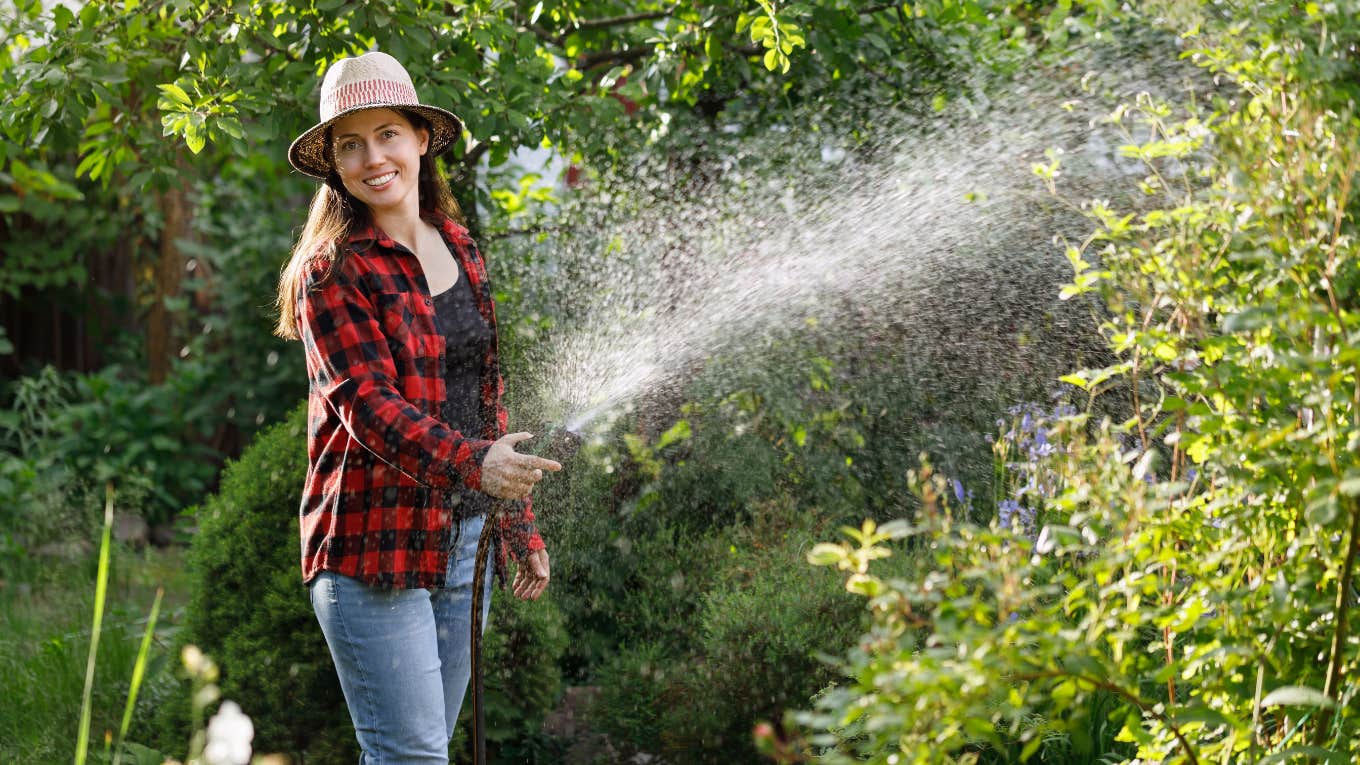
[363,171,397,187]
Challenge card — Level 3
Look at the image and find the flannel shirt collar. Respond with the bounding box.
[345,209,474,251]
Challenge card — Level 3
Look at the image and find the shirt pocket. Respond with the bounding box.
[372,291,444,384]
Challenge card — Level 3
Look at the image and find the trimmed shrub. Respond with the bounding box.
[135,401,355,761]
[592,503,872,764]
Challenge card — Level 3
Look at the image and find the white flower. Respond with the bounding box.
[203,701,254,765]
[1035,525,1056,555]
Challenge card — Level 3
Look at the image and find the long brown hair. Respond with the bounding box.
[274,110,465,340]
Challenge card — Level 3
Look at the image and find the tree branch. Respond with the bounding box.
[578,45,652,71]
[578,8,677,32]
[1314,495,1360,745]
[528,4,682,47]
[723,41,763,57]
[1016,670,1201,765]
[455,141,490,178]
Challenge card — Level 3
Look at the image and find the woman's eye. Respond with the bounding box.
[382,129,398,139]
[339,140,359,152]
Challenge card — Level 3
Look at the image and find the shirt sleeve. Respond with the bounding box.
[298,256,494,491]
[492,369,545,559]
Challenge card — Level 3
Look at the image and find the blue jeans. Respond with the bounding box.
[309,514,495,764]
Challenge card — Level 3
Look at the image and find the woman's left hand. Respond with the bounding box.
[513,548,550,600]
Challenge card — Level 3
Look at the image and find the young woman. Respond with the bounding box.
[273,51,561,762]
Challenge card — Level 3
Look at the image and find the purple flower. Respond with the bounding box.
[999,499,1021,527]
[1000,499,1037,531]
[952,478,965,504]
[1027,428,1055,458]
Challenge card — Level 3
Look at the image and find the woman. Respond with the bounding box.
[273,51,561,762]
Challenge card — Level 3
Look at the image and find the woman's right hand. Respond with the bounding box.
[481,432,563,500]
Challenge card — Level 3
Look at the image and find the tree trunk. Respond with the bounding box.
[147,180,192,384]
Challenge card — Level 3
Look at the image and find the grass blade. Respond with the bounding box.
[112,586,163,765]
[75,482,115,765]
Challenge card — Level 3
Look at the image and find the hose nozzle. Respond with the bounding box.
[533,426,583,464]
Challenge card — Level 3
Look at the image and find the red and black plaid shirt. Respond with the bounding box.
[296,209,543,590]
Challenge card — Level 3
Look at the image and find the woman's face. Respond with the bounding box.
[331,108,429,217]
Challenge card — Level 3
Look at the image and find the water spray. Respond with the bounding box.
[528,425,585,464]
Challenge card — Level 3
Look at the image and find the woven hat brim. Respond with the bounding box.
[288,104,463,179]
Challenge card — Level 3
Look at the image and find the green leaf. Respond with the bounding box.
[1258,746,1348,765]
[655,419,691,450]
[74,150,104,179]
[1259,686,1336,709]
[806,543,843,566]
[1171,704,1233,729]
[1221,306,1273,333]
[74,488,115,765]
[52,3,75,31]
[1338,472,1360,496]
[158,83,192,107]
[184,124,206,154]
[1307,494,1339,526]
[78,1,98,27]
[877,519,914,539]
[598,66,626,89]
[1059,373,1088,389]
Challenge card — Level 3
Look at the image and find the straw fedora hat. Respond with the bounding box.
[288,51,463,179]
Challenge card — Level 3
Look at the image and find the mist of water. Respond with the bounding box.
[518,103,1093,438]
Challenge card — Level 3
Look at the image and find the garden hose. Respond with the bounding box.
[468,500,498,765]
[468,427,580,765]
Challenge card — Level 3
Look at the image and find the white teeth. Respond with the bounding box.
[363,172,396,186]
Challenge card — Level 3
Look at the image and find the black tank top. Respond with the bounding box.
[432,252,493,519]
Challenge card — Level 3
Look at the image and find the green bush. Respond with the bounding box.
[592,504,871,764]
[134,401,353,761]
[0,361,224,537]
[689,519,866,755]
[451,588,570,764]
[535,433,732,678]
[138,401,568,762]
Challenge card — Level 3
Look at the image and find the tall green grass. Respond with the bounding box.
[0,483,185,763]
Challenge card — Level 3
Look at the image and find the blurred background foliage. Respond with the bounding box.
[2,0,1358,764]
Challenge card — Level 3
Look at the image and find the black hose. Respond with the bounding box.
[469,502,497,765]
[468,428,581,765]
